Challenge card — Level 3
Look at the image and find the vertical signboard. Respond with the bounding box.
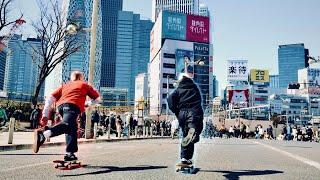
[175,49,194,77]
[227,60,249,81]
[162,11,186,40]
[186,14,210,43]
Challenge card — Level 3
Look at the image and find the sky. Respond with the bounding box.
[9,0,320,94]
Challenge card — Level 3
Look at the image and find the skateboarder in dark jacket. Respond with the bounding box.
[167,66,204,166]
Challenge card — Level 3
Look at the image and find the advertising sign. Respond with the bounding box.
[228,89,249,108]
[307,68,320,87]
[162,11,186,40]
[250,69,269,83]
[186,14,210,43]
[175,49,194,77]
[194,43,209,55]
[227,60,248,81]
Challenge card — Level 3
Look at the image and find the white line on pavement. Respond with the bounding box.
[253,141,320,171]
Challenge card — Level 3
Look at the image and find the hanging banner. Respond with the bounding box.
[228,89,249,108]
[227,60,248,81]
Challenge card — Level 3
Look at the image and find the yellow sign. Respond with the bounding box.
[250,69,269,83]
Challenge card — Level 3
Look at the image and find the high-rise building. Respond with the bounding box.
[278,43,309,88]
[149,11,212,115]
[4,34,44,101]
[100,0,123,88]
[115,11,153,104]
[152,0,199,22]
[46,0,103,96]
[269,75,279,88]
[0,48,7,90]
[199,3,209,17]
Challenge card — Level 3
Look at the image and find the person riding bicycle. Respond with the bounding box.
[33,71,100,161]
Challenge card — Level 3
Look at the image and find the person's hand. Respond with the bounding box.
[40,117,48,127]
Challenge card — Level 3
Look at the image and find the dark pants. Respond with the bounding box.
[49,103,80,153]
[31,119,38,129]
[178,109,203,160]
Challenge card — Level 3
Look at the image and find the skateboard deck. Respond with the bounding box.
[175,164,194,174]
[53,160,81,170]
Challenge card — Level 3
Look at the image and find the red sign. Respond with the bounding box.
[186,14,210,43]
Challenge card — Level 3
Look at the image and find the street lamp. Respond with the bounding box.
[66,0,99,139]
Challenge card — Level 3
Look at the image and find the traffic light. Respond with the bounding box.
[288,83,300,89]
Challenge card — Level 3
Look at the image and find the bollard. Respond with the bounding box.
[8,118,15,144]
[161,128,164,137]
[135,126,138,138]
[93,122,98,139]
[143,126,146,137]
[150,127,153,137]
[117,130,121,138]
[107,126,111,139]
[128,127,130,138]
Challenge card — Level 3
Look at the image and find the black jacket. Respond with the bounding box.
[167,76,203,116]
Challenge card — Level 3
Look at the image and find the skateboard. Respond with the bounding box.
[175,164,194,174]
[53,160,81,170]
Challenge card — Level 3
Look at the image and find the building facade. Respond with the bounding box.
[278,43,309,88]
[152,0,199,22]
[0,49,7,90]
[114,11,153,104]
[4,35,44,101]
[149,10,212,115]
[134,73,149,114]
[199,3,209,17]
[100,0,123,88]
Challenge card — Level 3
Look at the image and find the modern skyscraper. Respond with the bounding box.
[269,75,279,88]
[0,48,7,90]
[46,0,103,96]
[278,43,309,88]
[100,0,123,88]
[4,34,44,101]
[115,11,153,103]
[152,0,199,22]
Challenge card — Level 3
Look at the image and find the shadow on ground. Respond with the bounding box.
[201,169,283,180]
[0,153,64,156]
[57,165,168,177]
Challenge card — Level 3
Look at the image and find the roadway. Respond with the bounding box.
[1,138,320,180]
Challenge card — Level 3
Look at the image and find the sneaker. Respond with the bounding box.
[33,129,45,153]
[177,158,193,166]
[64,154,78,162]
[181,128,195,147]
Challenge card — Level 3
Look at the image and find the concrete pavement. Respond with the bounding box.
[0,138,319,180]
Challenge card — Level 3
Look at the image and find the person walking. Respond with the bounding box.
[0,105,8,127]
[33,71,100,161]
[167,66,203,167]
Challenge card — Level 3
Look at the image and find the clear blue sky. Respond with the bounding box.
[11,0,320,93]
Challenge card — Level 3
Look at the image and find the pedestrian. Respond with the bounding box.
[167,66,203,167]
[246,125,251,139]
[0,105,8,127]
[116,115,123,137]
[228,126,234,138]
[91,107,100,135]
[33,71,100,162]
[267,125,274,140]
[171,118,179,139]
[30,105,42,129]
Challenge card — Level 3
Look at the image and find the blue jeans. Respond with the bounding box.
[49,103,80,153]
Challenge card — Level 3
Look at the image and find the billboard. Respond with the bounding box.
[227,60,248,81]
[228,89,249,108]
[186,14,210,43]
[194,43,209,55]
[162,11,186,40]
[175,49,194,77]
[250,69,270,83]
[307,68,320,87]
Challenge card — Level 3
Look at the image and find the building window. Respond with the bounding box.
[163,63,175,69]
[163,53,175,59]
[162,73,175,78]
[163,83,174,89]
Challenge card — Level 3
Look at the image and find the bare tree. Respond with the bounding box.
[0,0,21,34]
[29,0,81,106]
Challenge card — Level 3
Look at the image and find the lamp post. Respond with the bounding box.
[66,0,99,139]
